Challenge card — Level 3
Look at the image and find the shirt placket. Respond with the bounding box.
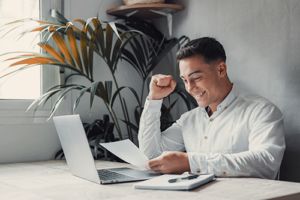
[202,111,213,152]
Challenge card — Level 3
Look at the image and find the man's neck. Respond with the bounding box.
[208,82,233,116]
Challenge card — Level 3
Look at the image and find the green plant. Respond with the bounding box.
[0,9,145,141]
[0,9,197,153]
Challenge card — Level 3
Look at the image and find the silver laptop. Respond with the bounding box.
[53,114,159,184]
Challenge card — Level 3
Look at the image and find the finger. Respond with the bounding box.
[148,157,161,168]
[157,76,173,87]
[152,75,172,84]
[148,165,163,174]
[152,169,163,174]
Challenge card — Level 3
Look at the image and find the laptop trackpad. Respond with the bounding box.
[108,167,159,178]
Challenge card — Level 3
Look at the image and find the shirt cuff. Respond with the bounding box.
[188,152,208,174]
[144,98,163,111]
[143,98,163,114]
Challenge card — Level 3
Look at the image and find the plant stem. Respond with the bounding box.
[103,101,122,140]
[123,98,133,142]
[109,66,132,139]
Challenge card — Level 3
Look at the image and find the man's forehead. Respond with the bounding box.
[180,70,202,78]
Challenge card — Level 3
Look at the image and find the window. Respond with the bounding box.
[0,0,40,99]
[0,0,64,123]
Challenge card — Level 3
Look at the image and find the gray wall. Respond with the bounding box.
[0,124,60,163]
[153,0,300,182]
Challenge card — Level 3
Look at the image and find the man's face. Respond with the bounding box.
[179,55,223,109]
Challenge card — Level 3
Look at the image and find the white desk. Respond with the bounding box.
[1,160,300,200]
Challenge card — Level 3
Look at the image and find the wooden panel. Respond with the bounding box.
[106,4,184,19]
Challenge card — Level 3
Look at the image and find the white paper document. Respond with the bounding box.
[100,139,149,169]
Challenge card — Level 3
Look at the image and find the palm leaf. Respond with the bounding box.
[73,87,90,114]
[72,19,94,38]
[105,23,113,66]
[9,57,56,67]
[26,88,61,113]
[88,26,98,79]
[90,81,102,110]
[110,31,128,67]
[49,26,76,67]
[66,25,83,72]
[89,18,101,51]
[48,85,84,120]
[38,42,66,64]
[95,19,105,57]
[110,86,141,108]
[105,81,112,104]
[50,9,69,24]
[80,25,89,76]
[119,49,143,76]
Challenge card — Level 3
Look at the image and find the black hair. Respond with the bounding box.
[176,37,226,64]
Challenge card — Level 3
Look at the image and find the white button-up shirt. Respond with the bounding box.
[138,84,285,179]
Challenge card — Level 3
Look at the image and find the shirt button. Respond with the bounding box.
[141,120,144,124]
[204,136,208,139]
[210,118,214,122]
[223,172,226,175]
[197,169,201,173]
[145,102,148,107]
[224,107,227,110]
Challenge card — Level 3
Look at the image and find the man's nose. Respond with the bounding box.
[186,81,194,93]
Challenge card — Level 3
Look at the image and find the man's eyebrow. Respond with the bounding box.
[180,70,202,78]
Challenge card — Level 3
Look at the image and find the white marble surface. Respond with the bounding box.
[1,160,300,200]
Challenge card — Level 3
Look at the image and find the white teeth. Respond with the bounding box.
[193,92,204,97]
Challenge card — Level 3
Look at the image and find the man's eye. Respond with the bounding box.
[194,77,201,80]
[182,80,187,83]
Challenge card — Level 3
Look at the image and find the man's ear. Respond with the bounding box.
[218,62,227,77]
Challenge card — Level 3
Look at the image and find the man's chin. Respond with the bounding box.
[196,101,208,108]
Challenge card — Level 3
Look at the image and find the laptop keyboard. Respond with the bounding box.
[97,169,135,181]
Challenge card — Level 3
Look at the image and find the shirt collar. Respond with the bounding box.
[203,83,238,113]
[217,83,238,111]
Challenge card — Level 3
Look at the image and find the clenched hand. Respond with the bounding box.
[148,74,177,100]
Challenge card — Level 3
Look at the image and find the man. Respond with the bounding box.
[138,37,285,179]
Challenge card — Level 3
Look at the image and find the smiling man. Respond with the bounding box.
[138,37,285,179]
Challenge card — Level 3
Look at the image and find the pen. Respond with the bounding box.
[168,174,200,183]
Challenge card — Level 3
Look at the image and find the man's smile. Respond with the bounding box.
[192,91,206,98]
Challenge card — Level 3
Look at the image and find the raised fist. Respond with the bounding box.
[148,74,177,100]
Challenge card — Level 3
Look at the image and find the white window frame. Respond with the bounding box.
[0,0,70,124]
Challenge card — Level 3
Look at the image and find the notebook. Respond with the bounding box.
[133,174,215,191]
